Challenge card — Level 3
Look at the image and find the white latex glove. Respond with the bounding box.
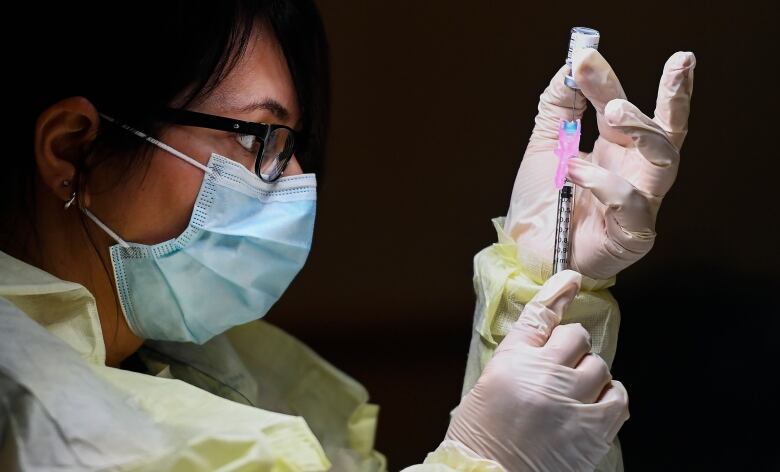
[446,270,629,471]
[505,49,696,280]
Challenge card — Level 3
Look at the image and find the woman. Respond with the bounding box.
[0,1,694,470]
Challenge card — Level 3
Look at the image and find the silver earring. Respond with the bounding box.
[64,191,77,210]
[62,180,71,187]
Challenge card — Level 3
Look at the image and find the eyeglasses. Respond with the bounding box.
[153,107,305,183]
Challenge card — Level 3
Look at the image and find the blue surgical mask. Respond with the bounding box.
[82,116,316,343]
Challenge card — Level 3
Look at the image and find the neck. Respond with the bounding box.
[29,176,144,367]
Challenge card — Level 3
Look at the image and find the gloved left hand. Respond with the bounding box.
[445,270,629,471]
[504,48,696,280]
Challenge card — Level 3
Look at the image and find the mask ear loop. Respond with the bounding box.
[98,113,212,175]
[81,207,131,249]
[61,182,130,248]
[71,112,217,250]
[64,192,77,209]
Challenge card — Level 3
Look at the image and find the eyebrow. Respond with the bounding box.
[232,98,290,122]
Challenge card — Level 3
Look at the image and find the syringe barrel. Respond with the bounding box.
[553,183,574,274]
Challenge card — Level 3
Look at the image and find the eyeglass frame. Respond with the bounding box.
[151,107,306,182]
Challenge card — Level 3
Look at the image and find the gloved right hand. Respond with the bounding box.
[446,270,629,471]
[504,49,696,281]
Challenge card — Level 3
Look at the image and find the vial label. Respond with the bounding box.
[566,27,600,66]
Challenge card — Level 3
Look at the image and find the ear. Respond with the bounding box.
[34,96,100,202]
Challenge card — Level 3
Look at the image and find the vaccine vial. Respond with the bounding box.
[564,27,600,89]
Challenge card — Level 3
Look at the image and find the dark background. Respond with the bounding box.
[266,1,778,470]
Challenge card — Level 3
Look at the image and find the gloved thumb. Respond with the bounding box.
[529,65,588,147]
[499,270,582,350]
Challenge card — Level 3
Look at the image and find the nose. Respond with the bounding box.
[282,155,304,176]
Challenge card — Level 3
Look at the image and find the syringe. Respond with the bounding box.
[553,119,580,274]
[553,27,600,274]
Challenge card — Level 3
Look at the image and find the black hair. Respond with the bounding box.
[2,0,330,257]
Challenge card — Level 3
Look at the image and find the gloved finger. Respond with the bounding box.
[595,380,630,442]
[543,323,591,368]
[567,158,656,254]
[500,270,582,349]
[572,48,631,147]
[571,354,612,404]
[529,65,588,148]
[653,51,696,150]
[604,99,680,197]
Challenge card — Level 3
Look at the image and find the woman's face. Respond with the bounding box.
[89,24,303,245]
